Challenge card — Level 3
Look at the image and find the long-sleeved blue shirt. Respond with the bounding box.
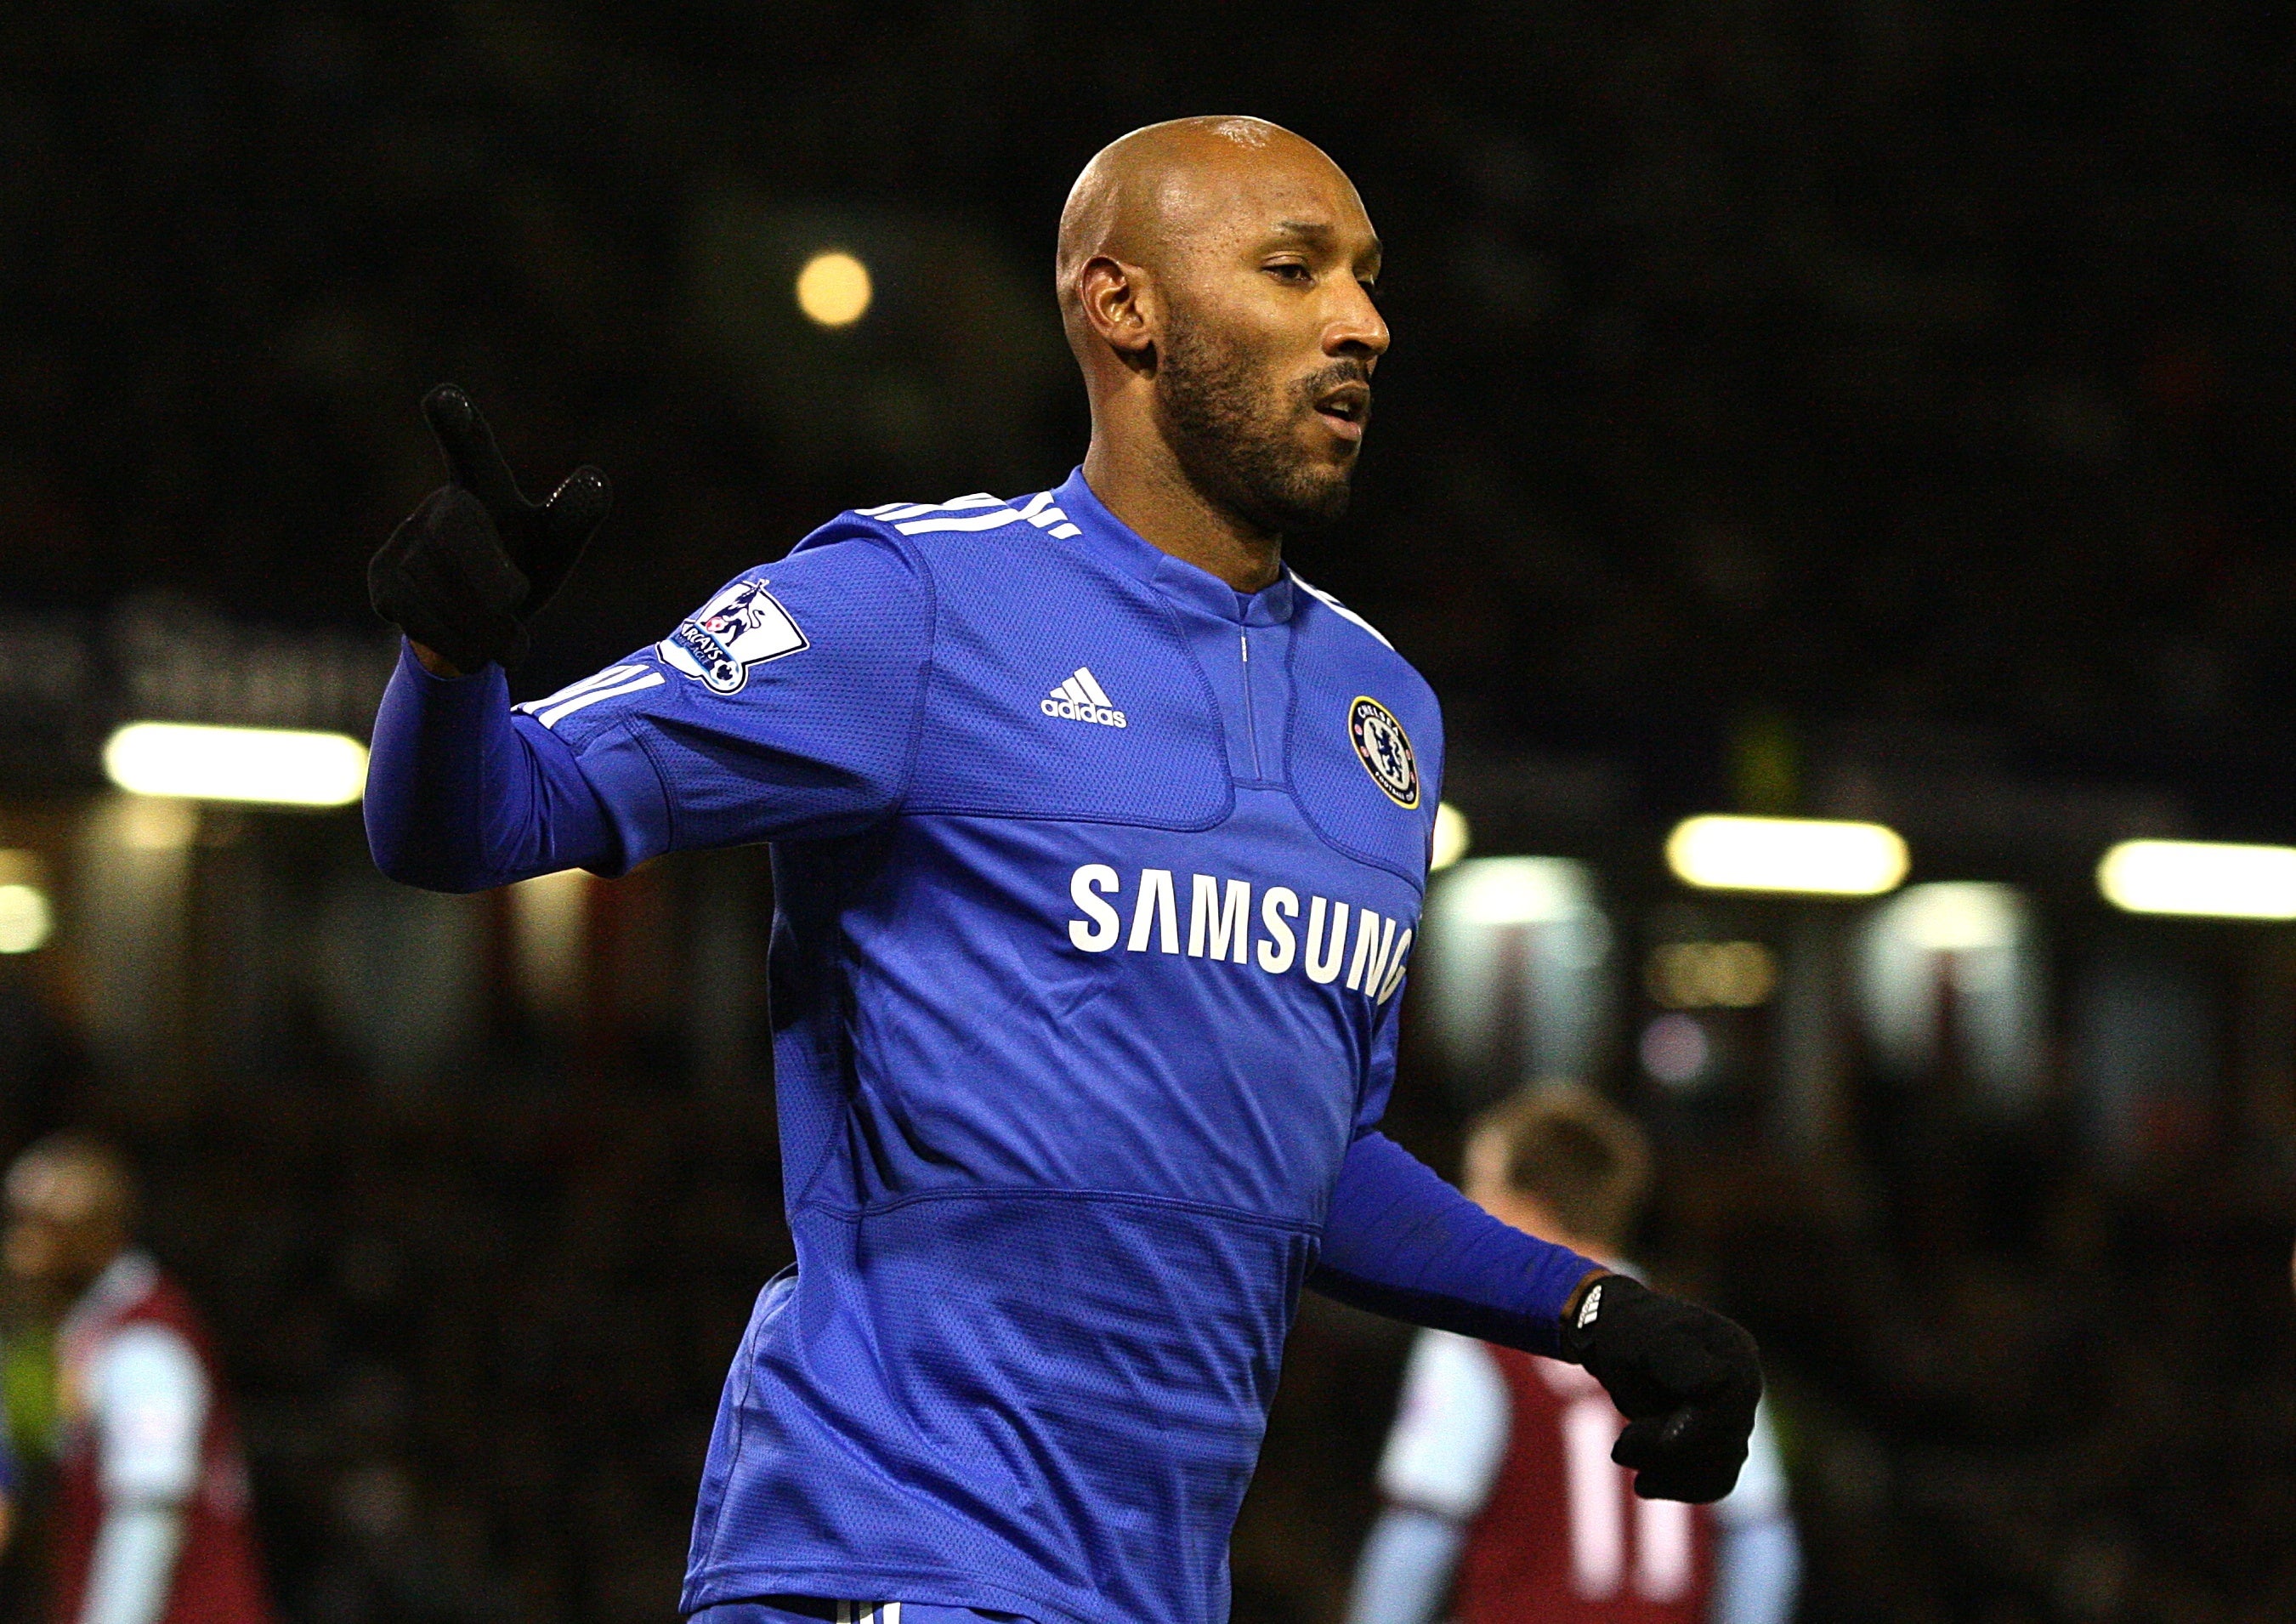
[366,468,1597,1624]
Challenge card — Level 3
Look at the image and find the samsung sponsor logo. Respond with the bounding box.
[1065,864,1413,1004]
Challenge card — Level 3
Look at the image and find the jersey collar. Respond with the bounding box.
[1052,468,1297,627]
[60,1248,158,1342]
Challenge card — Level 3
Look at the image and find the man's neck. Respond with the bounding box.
[1080,433,1283,593]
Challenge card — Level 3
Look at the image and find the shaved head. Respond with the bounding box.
[1057,117,1359,346]
[1059,117,1388,554]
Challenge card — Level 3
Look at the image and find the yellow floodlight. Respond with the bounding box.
[2097,839,2296,920]
[104,722,367,808]
[0,883,52,953]
[1431,803,1471,872]
[1665,815,1908,897]
[796,251,872,327]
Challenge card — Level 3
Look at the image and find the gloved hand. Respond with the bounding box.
[368,385,611,673]
[1559,1272,1762,1503]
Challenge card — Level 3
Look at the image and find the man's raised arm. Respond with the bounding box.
[364,387,933,894]
[364,386,621,892]
[365,650,621,892]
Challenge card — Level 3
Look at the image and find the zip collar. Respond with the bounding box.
[1052,468,1298,628]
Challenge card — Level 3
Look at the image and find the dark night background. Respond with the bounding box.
[5,4,2296,1623]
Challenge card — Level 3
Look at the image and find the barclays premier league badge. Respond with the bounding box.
[1349,696,1419,809]
[660,576,808,694]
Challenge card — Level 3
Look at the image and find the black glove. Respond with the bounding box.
[1559,1273,1762,1503]
[367,385,611,673]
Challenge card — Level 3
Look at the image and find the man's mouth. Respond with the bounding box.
[1313,382,1371,441]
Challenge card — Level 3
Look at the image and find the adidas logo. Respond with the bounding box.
[1041,667,1127,729]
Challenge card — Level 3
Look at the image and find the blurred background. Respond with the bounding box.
[3,3,2296,1621]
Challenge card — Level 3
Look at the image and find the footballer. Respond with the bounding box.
[364,117,1764,1624]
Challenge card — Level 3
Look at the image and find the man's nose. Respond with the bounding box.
[1326,282,1390,361]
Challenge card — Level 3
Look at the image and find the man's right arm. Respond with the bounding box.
[366,527,933,892]
[364,647,621,891]
[78,1326,207,1624]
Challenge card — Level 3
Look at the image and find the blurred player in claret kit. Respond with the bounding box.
[1348,1087,1798,1624]
[362,117,1765,1624]
[3,1136,275,1624]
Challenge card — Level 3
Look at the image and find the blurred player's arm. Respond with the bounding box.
[365,392,931,892]
[1344,1330,1510,1624]
[79,1326,206,1624]
[1346,1510,1461,1624]
[1709,1400,1800,1624]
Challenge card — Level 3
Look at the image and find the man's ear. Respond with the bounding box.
[1078,255,1156,366]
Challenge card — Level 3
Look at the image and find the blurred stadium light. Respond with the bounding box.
[1856,882,2044,1113]
[683,195,1064,483]
[796,251,873,327]
[103,721,367,807]
[0,849,49,951]
[2096,838,2296,919]
[0,881,52,954]
[1639,1011,1711,1089]
[511,868,591,1019]
[75,793,197,1076]
[1665,815,1908,896]
[1420,856,1614,1102]
[1645,940,1777,1009]
[1430,802,1471,872]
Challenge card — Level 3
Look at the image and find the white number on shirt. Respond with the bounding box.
[1561,1394,1693,1602]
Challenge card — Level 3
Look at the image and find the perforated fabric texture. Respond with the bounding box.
[899,522,1233,829]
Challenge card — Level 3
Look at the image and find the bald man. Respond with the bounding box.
[362,119,1762,1624]
[3,1136,273,1624]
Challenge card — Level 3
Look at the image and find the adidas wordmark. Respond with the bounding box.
[1042,667,1127,728]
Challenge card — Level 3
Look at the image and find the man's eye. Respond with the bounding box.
[1267,263,1312,282]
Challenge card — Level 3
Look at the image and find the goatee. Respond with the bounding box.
[1157,315,1360,535]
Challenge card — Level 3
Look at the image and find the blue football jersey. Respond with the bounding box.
[477,470,1443,1624]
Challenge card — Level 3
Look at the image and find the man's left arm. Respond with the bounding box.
[1312,1128,1599,1355]
[1309,1014,1766,1503]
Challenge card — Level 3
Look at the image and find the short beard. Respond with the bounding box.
[1156,312,1361,536]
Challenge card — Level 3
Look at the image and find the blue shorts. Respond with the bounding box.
[693,1601,1032,1624]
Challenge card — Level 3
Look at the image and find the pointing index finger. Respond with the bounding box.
[422,384,528,518]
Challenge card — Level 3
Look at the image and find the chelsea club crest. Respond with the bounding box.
[1348,696,1420,809]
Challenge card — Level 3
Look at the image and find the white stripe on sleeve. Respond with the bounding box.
[515,664,648,716]
[536,671,666,728]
